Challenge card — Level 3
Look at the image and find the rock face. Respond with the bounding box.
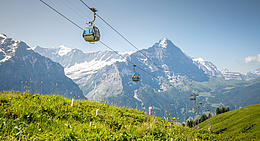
[34,45,132,100]
[137,38,209,82]
[35,38,209,100]
[192,57,223,78]
[193,58,260,81]
[0,34,85,99]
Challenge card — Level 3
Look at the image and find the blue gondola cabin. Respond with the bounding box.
[83,25,100,42]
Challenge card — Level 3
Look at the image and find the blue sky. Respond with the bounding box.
[0,0,260,74]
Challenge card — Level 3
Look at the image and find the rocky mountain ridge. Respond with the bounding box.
[35,38,212,99]
[0,34,85,99]
[192,57,260,80]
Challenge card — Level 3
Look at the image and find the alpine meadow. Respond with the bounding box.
[1,0,260,140]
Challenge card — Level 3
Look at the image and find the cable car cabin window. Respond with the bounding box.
[83,27,93,35]
[94,26,100,36]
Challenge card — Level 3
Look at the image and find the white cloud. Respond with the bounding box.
[244,54,260,63]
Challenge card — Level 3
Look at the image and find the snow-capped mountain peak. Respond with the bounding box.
[119,50,136,56]
[58,45,72,56]
[31,45,39,50]
[153,38,178,50]
[192,57,223,78]
[0,34,8,39]
[246,68,260,79]
[159,38,169,48]
[193,57,205,62]
[221,68,229,74]
[0,34,85,99]
[248,68,260,74]
[0,34,21,63]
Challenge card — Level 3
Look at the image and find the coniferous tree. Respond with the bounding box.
[208,113,212,118]
[216,107,230,115]
[187,121,193,128]
[216,107,220,115]
[221,107,226,113]
[199,114,208,123]
[220,107,224,114]
[227,107,230,111]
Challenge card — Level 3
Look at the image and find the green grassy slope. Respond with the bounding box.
[199,104,260,140]
[0,91,229,140]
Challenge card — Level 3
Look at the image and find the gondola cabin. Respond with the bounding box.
[83,25,100,42]
[190,97,195,100]
[132,73,141,81]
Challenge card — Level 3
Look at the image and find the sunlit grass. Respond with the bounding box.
[199,104,260,140]
[0,91,230,140]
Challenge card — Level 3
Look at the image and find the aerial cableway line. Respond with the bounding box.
[40,0,83,30]
[39,0,160,81]
[80,0,165,72]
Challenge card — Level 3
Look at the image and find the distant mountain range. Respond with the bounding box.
[0,34,85,99]
[34,38,260,97]
[192,57,260,81]
[34,38,212,99]
[1,34,259,122]
[34,39,260,85]
[33,37,260,121]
